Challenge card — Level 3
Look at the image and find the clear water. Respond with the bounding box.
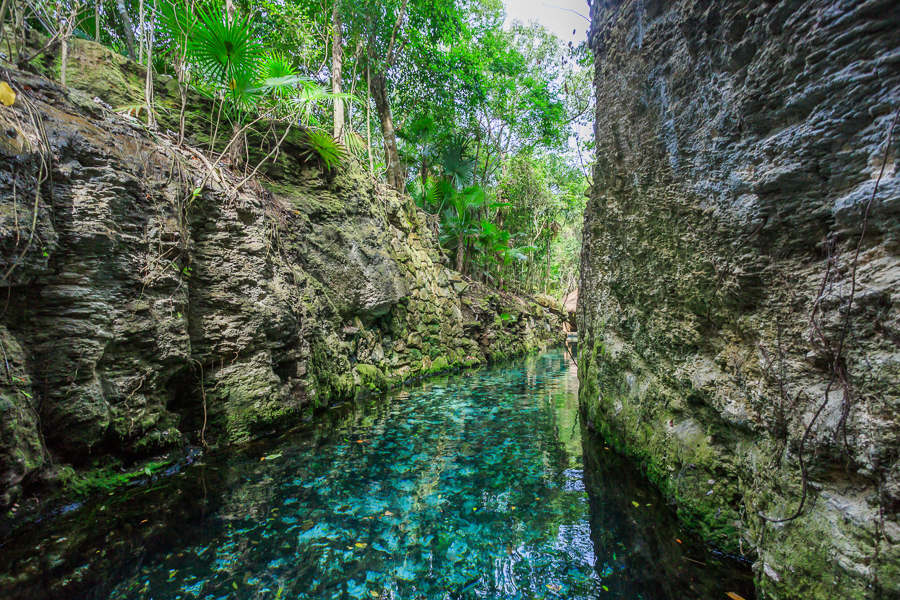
[0,350,754,600]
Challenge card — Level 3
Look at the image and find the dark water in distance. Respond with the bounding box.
[0,350,755,600]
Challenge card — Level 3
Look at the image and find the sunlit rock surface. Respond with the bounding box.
[580,0,900,597]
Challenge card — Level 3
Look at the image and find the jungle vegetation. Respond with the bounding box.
[4,0,592,296]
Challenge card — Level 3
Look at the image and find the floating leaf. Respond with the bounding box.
[602,585,609,591]
[727,594,748,600]
[631,501,640,507]
[0,81,15,106]
[355,542,367,549]
[261,452,283,461]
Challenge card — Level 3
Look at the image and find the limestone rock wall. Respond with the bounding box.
[0,51,564,509]
[580,1,900,598]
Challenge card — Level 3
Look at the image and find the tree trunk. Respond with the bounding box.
[225,0,236,21]
[95,0,100,41]
[366,63,373,176]
[331,0,344,141]
[0,0,11,48]
[138,0,144,64]
[366,63,375,177]
[116,0,137,60]
[60,38,67,85]
[456,232,465,273]
[144,0,156,128]
[371,71,401,189]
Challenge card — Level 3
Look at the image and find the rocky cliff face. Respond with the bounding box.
[580,0,900,598]
[0,43,564,511]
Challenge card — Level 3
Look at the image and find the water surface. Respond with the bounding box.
[0,350,754,599]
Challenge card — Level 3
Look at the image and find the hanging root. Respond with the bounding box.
[758,107,898,524]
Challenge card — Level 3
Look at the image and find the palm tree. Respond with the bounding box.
[440,186,484,274]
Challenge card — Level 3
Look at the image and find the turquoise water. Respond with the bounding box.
[0,350,754,599]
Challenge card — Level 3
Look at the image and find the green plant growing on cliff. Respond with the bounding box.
[156,0,352,171]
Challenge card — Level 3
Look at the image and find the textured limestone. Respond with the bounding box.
[581,1,900,598]
[0,44,564,508]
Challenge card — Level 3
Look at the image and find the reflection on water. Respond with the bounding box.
[0,350,754,600]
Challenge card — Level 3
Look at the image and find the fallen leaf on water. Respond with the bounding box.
[384,511,393,516]
[232,582,238,589]
[355,542,368,549]
[139,519,148,524]
[0,82,15,106]
[602,585,609,591]
[676,538,682,543]
[262,452,283,461]
[726,594,747,600]
[631,501,640,507]
[546,583,562,592]
[369,592,380,598]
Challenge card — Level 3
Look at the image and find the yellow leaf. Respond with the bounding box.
[726,594,747,600]
[0,82,15,107]
[355,542,368,549]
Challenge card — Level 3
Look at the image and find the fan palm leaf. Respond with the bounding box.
[188,8,263,104]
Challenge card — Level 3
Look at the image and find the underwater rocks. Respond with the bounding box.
[0,43,564,509]
[581,0,900,598]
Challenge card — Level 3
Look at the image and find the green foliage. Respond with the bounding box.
[187,7,264,108]
[260,52,297,86]
[440,136,477,189]
[300,129,349,171]
[26,0,589,295]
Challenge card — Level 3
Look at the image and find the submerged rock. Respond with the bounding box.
[581,0,900,597]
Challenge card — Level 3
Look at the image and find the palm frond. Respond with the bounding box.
[438,133,477,189]
[188,8,263,99]
[299,129,348,171]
